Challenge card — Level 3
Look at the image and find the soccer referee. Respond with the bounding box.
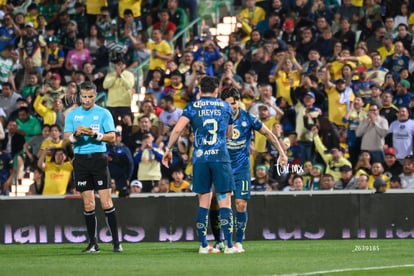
[64,81,122,253]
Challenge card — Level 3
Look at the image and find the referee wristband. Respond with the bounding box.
[94,132,104,141]
[69,133,77,143]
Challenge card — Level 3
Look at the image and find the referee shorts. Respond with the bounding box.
[73,153,111,192]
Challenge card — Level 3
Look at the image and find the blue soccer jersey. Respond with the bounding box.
[183,96,233,164]
[228,108,263,172]
[64,105,115,154]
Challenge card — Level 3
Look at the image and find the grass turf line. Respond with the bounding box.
[1,240,414,275]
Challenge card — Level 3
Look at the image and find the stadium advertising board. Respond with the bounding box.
[1,193,413,244]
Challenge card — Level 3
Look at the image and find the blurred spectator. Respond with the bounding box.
[334,165,357,189]
[107,131,134,197]
[153,177,170,193]
[374,177,387,193]
[344,96,367,166]
[133,133,163,193]
[367,161,389,189]
[26,166,43,195]
[65,38,92,76]
[23,123,50,169]
[399,156,414,189]
[356,103,389,163]
[0,150,12,195]
[161,70,189,110]
[37,147,73,195]
[394,23,412,53]
[390,175,402,189]
[0,13,21,52]
[283,174,304,191]
[384,41,409,80]
[152,9,176,41]
[379,91,398,125]
[295,92,321,164]
[145,28,173,86]
[383,147,403,179]
[1,120,25,157]
[323,75,355,128]
[18,21,47,76]
[158,95,183,144]
[0,82,21,119]
[393,80,414,108]
[84,25,100,57]
[16,106,41,141]
[354,150,372,175]
[252,165,276,191]
[0,45,16,90]
[367,53,388,86]
[37,124,65,162]
[238,0,265,31]
[356,173,370,190]
[387,107,414,162]
[103,56,135,125]
[130,179,143,194]
[304,163,324,190]
[72,2,88,38]
[312,126,352,181]
[320,173,335,190]
[33,92,65,129]
[193,39,221,77]
[169,166,191,192]
[119,9,141,45]
[96,6,117,43]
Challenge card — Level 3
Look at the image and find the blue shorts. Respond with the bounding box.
[233,169,251,200]
[192,162,234,194]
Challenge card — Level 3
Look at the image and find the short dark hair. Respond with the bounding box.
[124,9,133,16]
[80,81,97,92]
[162,95,174,103]
[199,76,219,94]
[221,87,240,101]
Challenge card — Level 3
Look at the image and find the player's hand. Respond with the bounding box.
[277,154,288,166]
[162,152,172,168]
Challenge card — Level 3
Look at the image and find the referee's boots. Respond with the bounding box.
[82,243,100,253]
[113,243,123,253]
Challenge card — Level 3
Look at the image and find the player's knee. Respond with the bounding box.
[235,200,247,212]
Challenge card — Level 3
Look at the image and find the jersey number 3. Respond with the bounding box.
[203,119,218,145]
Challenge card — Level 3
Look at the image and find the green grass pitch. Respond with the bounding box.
[1,240,414,275]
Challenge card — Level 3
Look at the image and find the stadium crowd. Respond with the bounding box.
[1,0,414,196]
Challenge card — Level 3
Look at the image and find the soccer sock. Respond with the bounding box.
[236,211,248,243]
[196,207,209,248]
[83,210,97,244]
[219,207,233,248]
[209,209,222,243]
[104,207,120,245]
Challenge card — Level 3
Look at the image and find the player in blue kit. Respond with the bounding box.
[162,76,237,254]
[64,81,122,253]
[210,87,288,253]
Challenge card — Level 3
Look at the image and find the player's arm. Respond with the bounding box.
[162,116,190,168]
[226,124,233,140]
[258,124,287,163]
[37,149,47,171]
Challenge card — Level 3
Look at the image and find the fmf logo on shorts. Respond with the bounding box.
[77,181,87,186]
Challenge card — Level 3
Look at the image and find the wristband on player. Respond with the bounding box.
[94,132,104,141]
[165,146,171,152]
[69,133,77,143]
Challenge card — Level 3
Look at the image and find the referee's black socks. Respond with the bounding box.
[104,207,120,245]
[83,210,97,244]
